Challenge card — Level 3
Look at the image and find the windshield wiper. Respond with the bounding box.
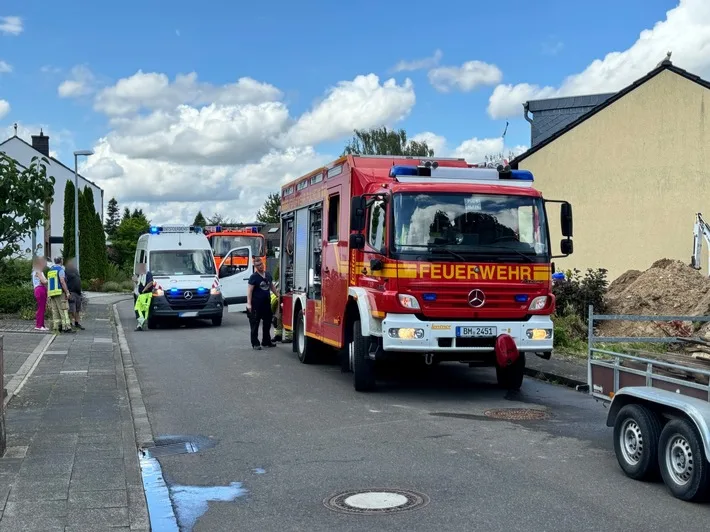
[480,246,535,263]
[429,246,466,262]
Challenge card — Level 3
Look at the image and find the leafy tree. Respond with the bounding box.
[206,213,234,225]
[193,211,207,227]
[112,214,150,270]
[0,154,55,260]
[343,127,434,157]
[256,193,281,223]
[104,197,121,238]
[62,180,76,260]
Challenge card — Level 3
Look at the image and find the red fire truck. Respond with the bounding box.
[278,155,573,392]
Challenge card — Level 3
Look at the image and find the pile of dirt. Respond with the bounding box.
[599,259,710,339]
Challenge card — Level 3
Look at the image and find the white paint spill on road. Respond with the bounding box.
[171,483,247,530]
[343,492,409,510]
[252,468,266,475]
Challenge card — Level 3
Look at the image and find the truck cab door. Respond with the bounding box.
[218,246,252,313]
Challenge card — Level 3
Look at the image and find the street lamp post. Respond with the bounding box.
[73,150,94,273]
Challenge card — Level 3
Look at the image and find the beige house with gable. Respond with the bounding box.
[511,60,710,280]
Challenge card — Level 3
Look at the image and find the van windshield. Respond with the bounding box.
[149,250,216,276]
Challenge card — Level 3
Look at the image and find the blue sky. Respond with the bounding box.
[0,0,704,222]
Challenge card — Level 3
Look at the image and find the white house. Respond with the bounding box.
[0,130,104,259]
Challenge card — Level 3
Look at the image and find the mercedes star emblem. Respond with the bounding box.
[468,289,485,308]
[184,291,193,300]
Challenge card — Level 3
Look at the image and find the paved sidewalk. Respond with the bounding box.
[0,298,148,531]
[2,333,54,396]
[0,320,50,334]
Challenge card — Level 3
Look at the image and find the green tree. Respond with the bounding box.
[206,213,234,225]
[123,207,131,220]
[193,211,207,227]
[0,154,55,260]
[62,180,76,260]
[343,127,434,157]
[112,214,150,269]
[77,188,96,279]
[256,193,281,223]
[104,197,121,238]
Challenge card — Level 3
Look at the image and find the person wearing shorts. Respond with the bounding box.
[65,258,85,330]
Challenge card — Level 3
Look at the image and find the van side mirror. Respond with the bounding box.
[560,202,573,237]
[560,238,573,256]
[350,196,366,232]
[349,233,365,250]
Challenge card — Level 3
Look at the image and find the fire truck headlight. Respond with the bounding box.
[388,328,425,340]
[398,294,420,310]
[526,328,552,340]
[528,296,548,311]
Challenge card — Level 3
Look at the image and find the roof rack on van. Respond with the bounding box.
[148,225,203,235]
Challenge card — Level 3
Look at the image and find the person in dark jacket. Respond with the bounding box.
[246,257,278,350]
[65,258,85,330]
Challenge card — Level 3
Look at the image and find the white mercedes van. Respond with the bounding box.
[132,225,253,328]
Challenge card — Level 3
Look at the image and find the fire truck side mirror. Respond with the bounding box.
[560,202,573,237]
[349,233,365,251]
[560,238,573,256]
[350,196,367,232]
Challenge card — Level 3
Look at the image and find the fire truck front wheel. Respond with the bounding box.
[352,318,376,392]
[495,354,525,391]
[295,308,318,364]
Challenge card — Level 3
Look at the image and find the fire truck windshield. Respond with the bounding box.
[392,192,549,262]
[211,235,264,257]
[149,250,216,276]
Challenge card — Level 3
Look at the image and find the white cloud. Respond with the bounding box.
[284,74,416,147]
[412,131,527,164]
[488,0,710,118]
[0,100,9,119]
[83,70,416,222]
[0,16,22,36]
[0,60,12,74]
[94,70,283,116]
[392,50,443,72]
[428,61,503,93]
[58,65,96,98]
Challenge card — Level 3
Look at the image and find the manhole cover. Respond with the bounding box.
[324,488,429,515]
[483,408,549,420]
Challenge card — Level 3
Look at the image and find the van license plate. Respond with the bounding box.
[456,326,497,338]
[179,311,198,318]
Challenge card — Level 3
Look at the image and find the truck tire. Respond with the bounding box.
[295,308,317,364]
[352,318,375,392]
[658,418,710,501]
[613,404,661,481]
[495,353,525,391]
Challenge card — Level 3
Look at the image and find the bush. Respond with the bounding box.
[82,278,104,292]
[101,281,121,292]
[0,258,33,286]
[0,284,36,315]
[120,281,134,292]
[552,313,588,354]
[104,262,132,283]
[553,268,608,322]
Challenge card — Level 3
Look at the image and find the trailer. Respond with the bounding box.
[588,305,710,501]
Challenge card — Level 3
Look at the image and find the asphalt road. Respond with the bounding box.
[117,301,710,532]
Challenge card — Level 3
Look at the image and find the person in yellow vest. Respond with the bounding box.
[47,257,74,333]
[270,282,291,343]
[133,263,154,331]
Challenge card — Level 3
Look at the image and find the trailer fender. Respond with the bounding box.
[347,287,381,338]
[607,387,710,461]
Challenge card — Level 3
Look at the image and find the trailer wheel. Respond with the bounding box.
[613,404,661,481]
[352,318,375,392]
[495,354,525,391]
[295,308,317,364]
[658,418,710,502]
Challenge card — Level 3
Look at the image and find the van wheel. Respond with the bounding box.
[295,308,317,364]
[352,318,375,392]
[147,316,159,330]
[659,418,710,501]
[211,315,223,326]
[496,354,525,391]
[613,404,661,481]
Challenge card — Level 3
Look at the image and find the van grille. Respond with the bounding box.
[164,289,210,310]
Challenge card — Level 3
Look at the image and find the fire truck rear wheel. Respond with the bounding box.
[296,308,317,364]
[495,353,525,391]
[352,318,376,392]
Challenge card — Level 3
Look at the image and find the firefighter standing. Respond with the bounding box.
[47,257,74,333]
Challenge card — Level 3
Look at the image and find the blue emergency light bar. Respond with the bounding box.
[148,225,203,235]
[389,165,534,182]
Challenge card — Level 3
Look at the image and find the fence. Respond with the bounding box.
[587,305,710,401]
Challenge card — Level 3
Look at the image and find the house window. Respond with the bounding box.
[327,165,343,179]
[310,172,323,185]
[368,200,386,251]
[327,194,340,242]
[297,180,308,191]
